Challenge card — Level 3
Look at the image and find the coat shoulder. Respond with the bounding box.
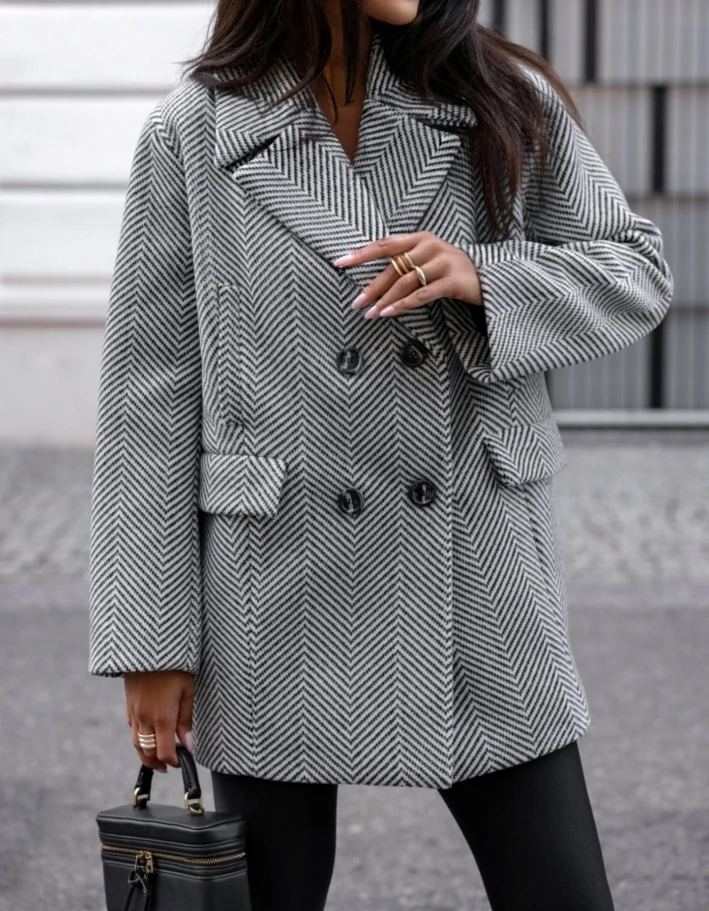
[511,63,586,202]
[514,63,565,107]
[147,77,214,160]
[513,63,580,137]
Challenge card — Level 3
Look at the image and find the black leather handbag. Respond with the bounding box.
[96,743,251,911]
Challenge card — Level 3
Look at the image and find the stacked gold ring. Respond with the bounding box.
[390,251,428,287]
[137,731,157,751]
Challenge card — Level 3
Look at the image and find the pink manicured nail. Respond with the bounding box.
[352,293,367,309]
[363,307,378,319]
[379,305,395,317]
[333,252,355,266]
[185,730,194,753]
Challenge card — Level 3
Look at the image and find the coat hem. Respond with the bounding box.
[194,715,592,789]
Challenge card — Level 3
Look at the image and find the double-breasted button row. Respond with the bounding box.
[336,480,437,515]
[336,338,429,376]
[335,338,433,516]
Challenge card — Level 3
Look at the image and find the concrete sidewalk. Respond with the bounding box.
[0,430,707,910]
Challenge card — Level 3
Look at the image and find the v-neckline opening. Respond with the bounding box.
[309,97,368,170]
[298,28,380,171]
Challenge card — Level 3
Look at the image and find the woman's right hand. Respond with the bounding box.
[124,670,195,772]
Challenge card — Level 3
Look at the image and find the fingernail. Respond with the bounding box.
[185,730,194,753]
[379,305,395,317]
[157,768,168,773]
[333,252,354,266]
[363,307,378,320]
[351,292,367,309]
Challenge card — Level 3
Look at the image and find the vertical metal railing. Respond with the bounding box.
[583,0,598,83]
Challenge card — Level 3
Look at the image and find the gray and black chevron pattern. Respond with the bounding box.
[88,28,674,787]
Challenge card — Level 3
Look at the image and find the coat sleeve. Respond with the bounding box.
[445,70,674,385]
[87,100,203,678]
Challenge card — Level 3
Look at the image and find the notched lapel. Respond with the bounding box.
[352,101,473,355]
[224,122,392,285]
[361,104,467,234]
[358,30,477,236]
[213,55,394,290]
[211,28,479,353]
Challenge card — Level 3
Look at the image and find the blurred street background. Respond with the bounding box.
[1,0,708,909]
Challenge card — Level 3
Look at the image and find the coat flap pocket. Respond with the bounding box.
[482,413,567,487]
[199,452,287,517]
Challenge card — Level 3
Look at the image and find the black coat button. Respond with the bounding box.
[407,479,437,507]
[336,348,364,375]
[400,339,428,368]
[337,488,364,515]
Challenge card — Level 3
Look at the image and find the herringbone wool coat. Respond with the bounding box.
[88,28,673,788]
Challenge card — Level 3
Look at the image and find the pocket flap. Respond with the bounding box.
[482,413,567,487]
[199,452,287,517]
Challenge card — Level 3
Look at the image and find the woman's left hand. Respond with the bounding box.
[333,231,483,319]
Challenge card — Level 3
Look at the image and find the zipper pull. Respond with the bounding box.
[134,851,154,875]
[121,852,155,911]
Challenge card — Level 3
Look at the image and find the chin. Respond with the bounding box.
[367,0,420,25]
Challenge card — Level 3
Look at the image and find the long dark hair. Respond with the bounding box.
[180,0,584,239]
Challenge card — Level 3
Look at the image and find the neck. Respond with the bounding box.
[322,6,371,89]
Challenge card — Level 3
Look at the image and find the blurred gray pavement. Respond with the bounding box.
[0,429,708,910]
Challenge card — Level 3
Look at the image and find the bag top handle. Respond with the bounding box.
[132,743,204,815]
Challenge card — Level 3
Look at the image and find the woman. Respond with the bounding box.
[87,0,673,908]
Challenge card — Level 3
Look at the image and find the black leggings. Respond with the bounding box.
[211,740,615,911]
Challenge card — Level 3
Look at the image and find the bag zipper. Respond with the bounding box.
[101,843,245,867]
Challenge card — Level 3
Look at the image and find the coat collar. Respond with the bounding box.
[213,28,478,169]
[212,28,478,354]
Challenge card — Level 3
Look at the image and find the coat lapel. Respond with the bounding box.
[213,28,478,350]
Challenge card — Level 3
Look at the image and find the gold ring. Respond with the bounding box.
[402,251,417,271]
[413,265,428,287]
[390,256,406,277]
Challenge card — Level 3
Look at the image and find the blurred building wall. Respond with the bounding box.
[1,1,707,444]
[489,0,709,415]
[1,3,213,444]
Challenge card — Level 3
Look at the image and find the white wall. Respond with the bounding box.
[0,3,214,444]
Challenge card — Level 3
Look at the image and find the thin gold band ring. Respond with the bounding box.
[390,252,427,287]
